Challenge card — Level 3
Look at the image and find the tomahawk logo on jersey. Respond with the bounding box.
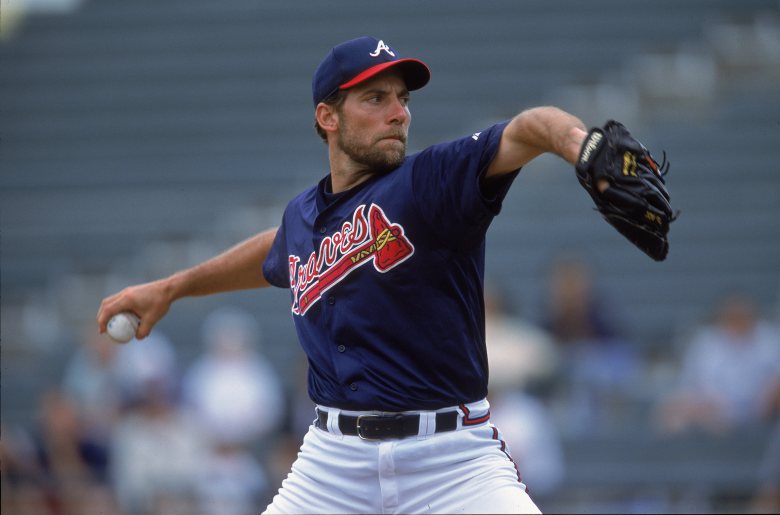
[288,203,414,315]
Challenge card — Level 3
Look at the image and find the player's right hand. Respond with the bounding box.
[97,279,173,340]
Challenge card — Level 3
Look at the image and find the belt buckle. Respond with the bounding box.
[355,415,381,441]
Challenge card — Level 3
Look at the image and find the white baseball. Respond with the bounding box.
[106,312,140,343]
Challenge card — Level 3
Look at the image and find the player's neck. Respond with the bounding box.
[329,170,376,193]
[327,148,378,193]
[327,136,408,192]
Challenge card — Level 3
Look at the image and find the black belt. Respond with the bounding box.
[315,408,459,440]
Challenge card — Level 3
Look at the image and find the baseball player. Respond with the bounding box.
[98,36,674,514]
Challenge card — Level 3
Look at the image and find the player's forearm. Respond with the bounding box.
[485,106,587,177]
[510,106,587,164]
[97,228,278,339]
[165,227,278,300]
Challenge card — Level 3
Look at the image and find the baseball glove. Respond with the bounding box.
[575,120,677,261]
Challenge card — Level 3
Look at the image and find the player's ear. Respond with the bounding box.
[315,102,339,135]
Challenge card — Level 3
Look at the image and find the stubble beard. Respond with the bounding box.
[337,125,407,175]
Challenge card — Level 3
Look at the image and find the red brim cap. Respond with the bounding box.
[339,58,431,91]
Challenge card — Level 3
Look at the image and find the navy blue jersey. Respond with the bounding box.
[263,121,519,411]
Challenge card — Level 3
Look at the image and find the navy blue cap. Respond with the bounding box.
[312,36,430,106]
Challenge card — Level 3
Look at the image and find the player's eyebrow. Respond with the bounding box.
[359,86,410,99]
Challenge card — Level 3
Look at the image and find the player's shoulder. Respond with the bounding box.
[407,121,511,169]
[287,183,318,205]
[420,121,510,154]
[281,182,319,219]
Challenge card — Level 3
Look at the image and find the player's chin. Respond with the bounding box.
[382,138,406,157]
[366,138,401,162]
[366,150,404,175]
[383,148,406,170]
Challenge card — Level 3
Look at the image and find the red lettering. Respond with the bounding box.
[287,203,412,315]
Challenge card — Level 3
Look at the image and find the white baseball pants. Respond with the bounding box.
[263,400,541,514]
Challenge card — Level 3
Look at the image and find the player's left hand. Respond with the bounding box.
[575,120,677,261]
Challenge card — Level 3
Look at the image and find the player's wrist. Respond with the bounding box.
[159,273,185,304]
[565,126,588,165]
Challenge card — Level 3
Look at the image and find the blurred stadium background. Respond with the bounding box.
[1,0,779,513]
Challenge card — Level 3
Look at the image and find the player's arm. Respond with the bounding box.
[97,227,278,339]
[485,106,588,177]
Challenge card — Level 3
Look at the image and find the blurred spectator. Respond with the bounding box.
[113,330,178,408]
[62,324,122,449]
[0,424,47,515]
[1,421,55,515]
[489,392,565,498]
[1,390,119,515]
[540,255,642,432]
[195,449,269,515]
[182,307,284,513]
[36,390,92,486]
[182,306,284,447]
[485,285,560,392]
[485,285,565,497]
[542,255,618,346]
[110,332,206,515]
[656,292,780,434]
[263,354,316,498]
[749,416,780,513]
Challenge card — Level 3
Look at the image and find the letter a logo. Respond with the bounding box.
[370,40,395,58]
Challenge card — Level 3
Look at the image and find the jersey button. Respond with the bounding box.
[327,295,335,305]
[319,226,327,234]
[349,382,358,391]
[337,344,346,353]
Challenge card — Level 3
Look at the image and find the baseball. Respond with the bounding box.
[106,312,140,343]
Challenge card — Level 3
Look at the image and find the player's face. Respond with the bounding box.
[336,71,411,174]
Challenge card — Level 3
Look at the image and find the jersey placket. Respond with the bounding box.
[311,210,366,399]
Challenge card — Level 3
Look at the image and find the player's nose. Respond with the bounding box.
[387,97,410,125]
